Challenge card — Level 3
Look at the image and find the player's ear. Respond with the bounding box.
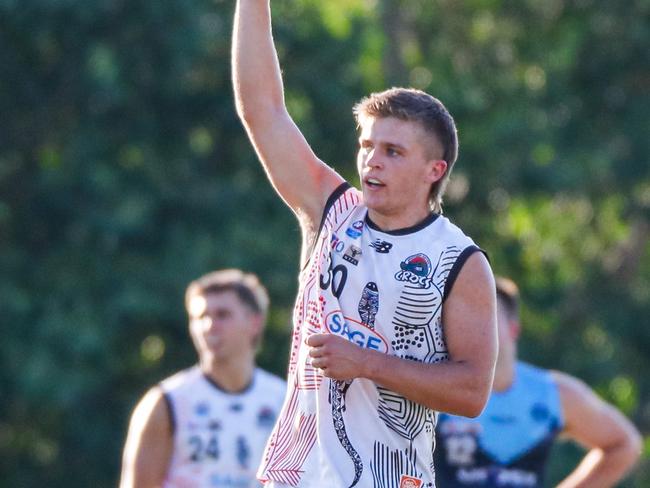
[509,319,521,341]
[426,159,447,184]
[249,312,265,348]
[249,312,264,334]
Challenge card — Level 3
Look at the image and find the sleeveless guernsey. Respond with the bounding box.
[258,184,483,488]
[161,366,286,488]
[434,361,564,487]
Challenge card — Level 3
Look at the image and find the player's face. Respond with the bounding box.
[357,116,446,229]
[188,290,260,360]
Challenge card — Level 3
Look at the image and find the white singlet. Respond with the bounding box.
[161,366,286,488]
[258,184,483,488]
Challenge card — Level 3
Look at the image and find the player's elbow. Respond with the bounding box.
[460,365,493,418]
[234,93,284,128]
[452,381,491,418]
[234,97,255,125]
[603,421,644,473]
[459,391,489,418]
[622,426,644,466]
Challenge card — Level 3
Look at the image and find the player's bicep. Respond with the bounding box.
[120,388,173,488]
[443,252,497,372]
[443,252,497,365]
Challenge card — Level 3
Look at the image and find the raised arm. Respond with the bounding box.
[119,388,173,488]
[232,0,343,234]
[308,252,498,417]
[554,372,642,488]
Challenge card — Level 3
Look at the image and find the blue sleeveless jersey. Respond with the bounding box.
[434,362,563,487]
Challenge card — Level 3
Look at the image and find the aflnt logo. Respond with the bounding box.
[343,245,362,265]
[394,253,433,288]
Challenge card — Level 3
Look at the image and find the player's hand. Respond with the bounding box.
[307,333,368,380]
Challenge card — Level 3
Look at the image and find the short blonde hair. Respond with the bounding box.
[495,276,520,320]
[184,268,269,321]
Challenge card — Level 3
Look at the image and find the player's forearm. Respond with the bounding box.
[557,441,642,488]
[232,0,285,122]
[360,349,492,417]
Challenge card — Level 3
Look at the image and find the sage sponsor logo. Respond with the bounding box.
[324,310,388,352]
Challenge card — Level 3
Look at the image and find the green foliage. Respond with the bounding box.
[1,0,648,486]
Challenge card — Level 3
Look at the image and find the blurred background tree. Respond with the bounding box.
[1,0,647,486]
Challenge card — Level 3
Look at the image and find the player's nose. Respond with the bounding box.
[366,149,383,168]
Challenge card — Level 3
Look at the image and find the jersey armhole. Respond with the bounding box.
[442,245,488,302]
[301,181,351,269]
[547,372,566,433]
[161,390,177,438]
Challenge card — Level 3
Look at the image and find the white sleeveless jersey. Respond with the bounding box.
[161,366,286,488]
[258,185,483,488]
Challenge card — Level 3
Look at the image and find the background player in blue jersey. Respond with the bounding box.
[435,277,642,487]
[119,269,286,488]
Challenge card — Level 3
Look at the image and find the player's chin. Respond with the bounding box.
[364,198,390,216]
[204,340,222,353]
[361,191,384,209]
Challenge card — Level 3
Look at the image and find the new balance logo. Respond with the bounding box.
[370,239,393,253]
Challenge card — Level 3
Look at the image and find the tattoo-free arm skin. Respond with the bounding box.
[554,371,642,488]
[119,388,173,488]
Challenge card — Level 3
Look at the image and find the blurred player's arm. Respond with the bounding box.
[232,0,343,244]
[119,387,173,488]
[554,371,642,488]
[309,252,498,417]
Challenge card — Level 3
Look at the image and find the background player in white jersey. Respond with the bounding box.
[435,277,642,487]
[119,269,286,488]
[232,1,497,486]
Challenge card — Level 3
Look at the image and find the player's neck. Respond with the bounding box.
[492,358,516,392]
[200,354,256,393]
[366,206,434,233]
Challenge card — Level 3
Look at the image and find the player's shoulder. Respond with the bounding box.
[430,214,483,268]
[254,368,287,393]
[129,382,171,428]
[434,213,472,238]
[322,183,362,218]
[159,365,202,393]
[548,368,593,400]
[332,182,361,203]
